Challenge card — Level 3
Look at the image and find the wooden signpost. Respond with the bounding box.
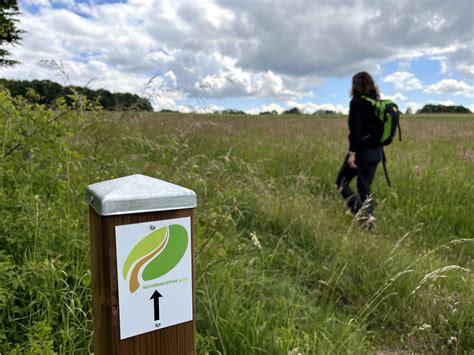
[86,174,197,354]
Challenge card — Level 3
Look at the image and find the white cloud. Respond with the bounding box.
[424,79,473,96]
[435,99,455,106]
[403,101,423,113]
[203,1,235,29]
[456,62,474,79]
[285,101,348,114]
[194,69,307,99]
[245,103,285,115]
[1,0,472,111]
[164,71,177,87]
[426,13,446,31]
[383,71,424,91]
[397,61,411,71]
[381,92,408,101]
[430,56,450,75]
[443,46,474,79]
[153,96,178,111]
[427,99,471,107]
[151,95,224,114]
[402,99,470,113]
[440,61,449,75]
[194,104,225,114]
[245,101,348,115]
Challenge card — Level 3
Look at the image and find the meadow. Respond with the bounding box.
[0,89,473,354]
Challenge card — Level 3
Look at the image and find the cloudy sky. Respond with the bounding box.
[1,0,473,113]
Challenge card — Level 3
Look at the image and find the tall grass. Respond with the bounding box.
[0,88,473,354]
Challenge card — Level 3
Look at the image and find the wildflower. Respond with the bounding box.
[288,347,302,355]
[438,313,449,325]
[447,336,457,345]
[250,231,261,250]
[418,323,431,331]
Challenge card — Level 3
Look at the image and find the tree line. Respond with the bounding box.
[275,105,472,115]
[414,104,471,114]
[159,105,471,115]
[0,78,153,111]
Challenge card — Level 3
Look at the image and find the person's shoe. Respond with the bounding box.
[363,215,376,231]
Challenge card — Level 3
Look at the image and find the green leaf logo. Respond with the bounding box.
[122,224,188,293]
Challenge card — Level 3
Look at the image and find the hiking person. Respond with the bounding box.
[336,71,383,227]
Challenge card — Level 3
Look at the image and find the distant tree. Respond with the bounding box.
[0,0,22,66]
[98,89,116,109]
[221,109,246,115]
[405,108,412,115]
[259,110,278,115]
[133,97,153,111]
[283,107,301,115]
[314,109,338,115]
[159,109,178,113]
[417,104,471,114]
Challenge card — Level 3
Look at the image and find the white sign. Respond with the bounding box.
[115,217,193,339]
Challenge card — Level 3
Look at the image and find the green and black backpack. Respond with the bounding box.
[361,96,402,186]
[361,96,401,146]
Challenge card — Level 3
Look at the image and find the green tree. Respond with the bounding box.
[0,0,22,66]
[417,104,471,114]
[283,107,301,115]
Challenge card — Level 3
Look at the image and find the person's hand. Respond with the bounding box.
[347,152,357,169]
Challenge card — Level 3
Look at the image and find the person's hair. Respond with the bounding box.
[351,71,380,99]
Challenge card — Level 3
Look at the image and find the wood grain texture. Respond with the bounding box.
[89,207,196,355]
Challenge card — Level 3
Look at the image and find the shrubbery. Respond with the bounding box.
[0,86,95,352]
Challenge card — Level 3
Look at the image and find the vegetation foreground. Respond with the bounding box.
[0,89,473,354]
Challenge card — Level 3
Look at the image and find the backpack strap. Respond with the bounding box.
[361,95,377,106]
[382,148,392,187]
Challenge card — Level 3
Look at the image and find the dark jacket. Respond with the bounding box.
[348,91,377,152]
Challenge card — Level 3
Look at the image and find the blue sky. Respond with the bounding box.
[1,0,473,113]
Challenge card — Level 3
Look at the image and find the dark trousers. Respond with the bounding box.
[335,147,382,216]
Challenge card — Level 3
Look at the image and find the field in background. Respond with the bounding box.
[1,93,473,354]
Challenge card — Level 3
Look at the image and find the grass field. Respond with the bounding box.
[1,91,473,354]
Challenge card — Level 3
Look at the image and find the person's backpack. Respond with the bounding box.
[361,96,402,186]
[361,96,401,146]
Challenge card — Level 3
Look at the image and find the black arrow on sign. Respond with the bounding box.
[150,290,163,321]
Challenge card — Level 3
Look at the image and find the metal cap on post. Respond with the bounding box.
[86,174,197,355]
